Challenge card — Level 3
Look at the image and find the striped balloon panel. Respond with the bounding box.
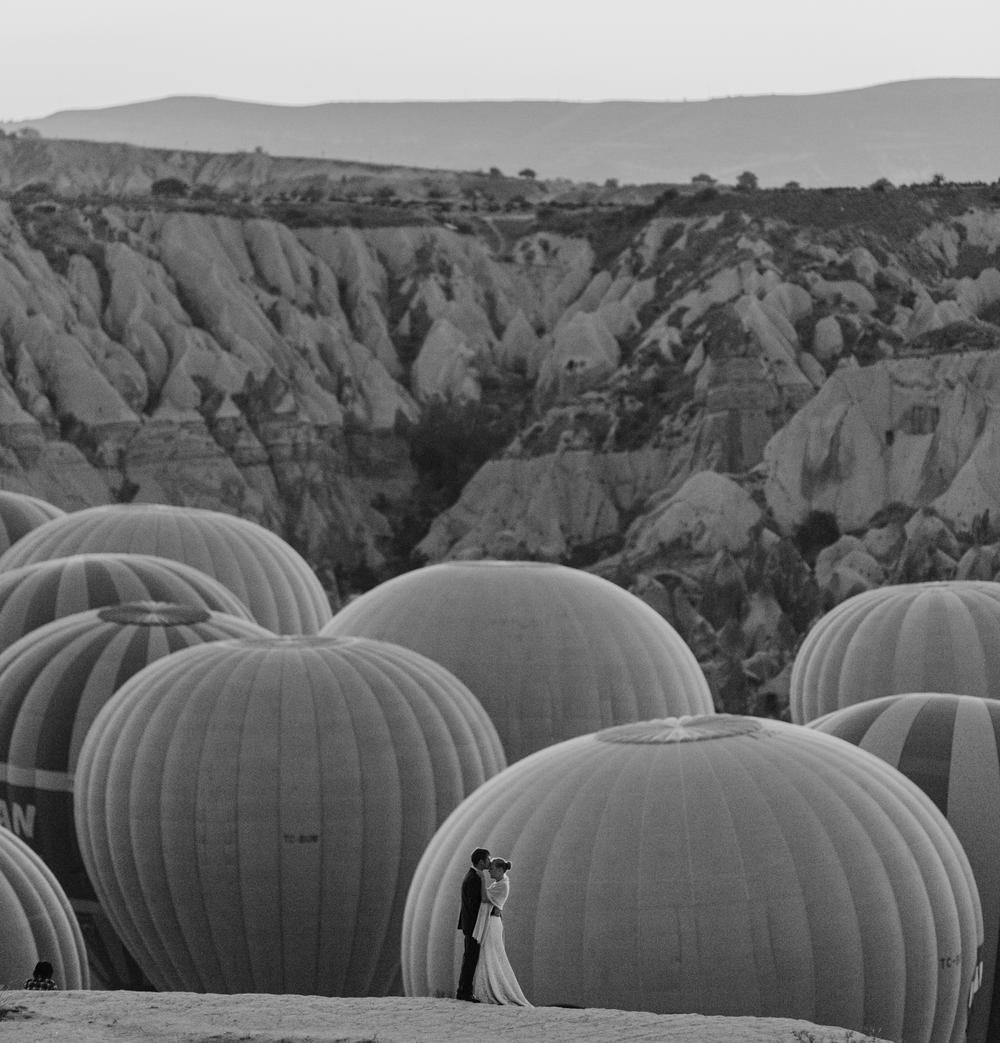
[323,560,715,763]
[790,582,1000,724]
[402,716,981,1043]
[811,693,1000,1043]
[72,635,504,996]
[0,825,89,989]
[0,553,255,653]
[0,504,335,634]
[0,491,64,556]
[0,603,271,987]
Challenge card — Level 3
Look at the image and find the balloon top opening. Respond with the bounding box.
[439,560,559,569]
[597,716,763,745]
[97,602,212,626]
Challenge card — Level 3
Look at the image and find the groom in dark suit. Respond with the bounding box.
[456,846,491,1001]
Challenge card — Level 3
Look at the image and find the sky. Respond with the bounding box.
[2,0,997,120]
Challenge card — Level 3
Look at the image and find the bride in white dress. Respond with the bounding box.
[471,857,532,1005]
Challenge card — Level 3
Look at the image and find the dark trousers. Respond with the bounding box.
[457,933,480,998]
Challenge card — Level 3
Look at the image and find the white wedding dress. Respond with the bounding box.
[471,874,532,1006]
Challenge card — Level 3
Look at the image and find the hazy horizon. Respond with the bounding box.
[3,0,997,120]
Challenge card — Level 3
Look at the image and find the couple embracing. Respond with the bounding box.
[456,847,531,1005]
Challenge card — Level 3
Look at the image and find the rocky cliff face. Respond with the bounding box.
[3,153,1000,713]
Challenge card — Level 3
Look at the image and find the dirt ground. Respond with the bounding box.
[0,991,888,1042]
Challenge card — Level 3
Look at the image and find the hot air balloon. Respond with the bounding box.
[402,715,983,1043]
[0,491,64,556]
[790,581,1000,724]
[0,552,255,652]
[0,503,335,634]
[322,560,715,762]
[811,692,1000,1043]
[0,602,272,987]
[72,635,505,996]
[0,825,89,990]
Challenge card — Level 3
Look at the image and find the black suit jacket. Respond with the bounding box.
[458,867,482,935]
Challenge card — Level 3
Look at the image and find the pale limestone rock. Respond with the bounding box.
[67,254,103,323]
[595,298,639,340]
[797,351,826,389]
[412,319,479,403]
[764,352,1000,532]
[848,247,881,287]
[905,297,942,339]
[74,325,148,413]
[20,318,139,430]
[123,420,265,514]
[103,242,190,346]
[955,545,1000,580]
[812,316,844,361]
[676,268,743,328]
[0,368,40,428]
[954,268,1000,316]
[931,417,1000,530]
[340,340,418,430]
[417,448,674,561]
[692,356,716,404]
[763,283,812,325]
[625,471,762,560]
[12,346,55,427]
[736,234,774,258]
[497,310,543,378]
[935,299,971,325]
[244,219,310,305]
[601,273,635,306]
[639,316,683,361]
[863,522,906,563]
[734,296,812,400]
[815,537,885,604]
[537,311,620,401]
[0,438,111,508]
[903,510,961,559]
[822,557,884,605]
[806,274,877,314]
[684,341,706,376]
[576,270,613,311]
[621,276,655,312]
[957,208,1000,254]
[635,216,689,267]
[917,223,962,268]
[510,233,595,330]
[296,227,399,375]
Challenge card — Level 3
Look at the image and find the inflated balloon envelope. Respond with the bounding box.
[402,714,983,1043]
[791,581,1000,724]
[0,824,89,989]
[323,560,716,763]
[0,601,272,987]
[72,634,505,995]
[812,692,1000,1043]
[0,503,335,634]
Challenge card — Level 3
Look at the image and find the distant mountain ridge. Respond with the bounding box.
[7,79,1000,188]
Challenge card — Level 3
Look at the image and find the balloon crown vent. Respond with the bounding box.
[97,602,212,627]
[597,716,764,744]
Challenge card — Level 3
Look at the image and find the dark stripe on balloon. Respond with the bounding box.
[20,575,63,639]
[85,561,127,612]
[896,697,957,815]
[113,625,151,694]
[820,700,890,748]
[36,627,119,773]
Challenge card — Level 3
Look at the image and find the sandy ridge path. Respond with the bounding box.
[0,992,888,1042]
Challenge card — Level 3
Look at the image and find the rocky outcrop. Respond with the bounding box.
[763,351,1000,533]
[5,165,1000,715]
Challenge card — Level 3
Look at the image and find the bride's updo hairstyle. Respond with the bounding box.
[491,858,512,873]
